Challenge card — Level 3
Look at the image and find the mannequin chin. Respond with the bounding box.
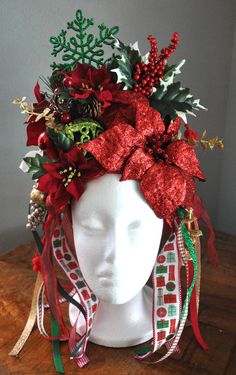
[70,173,163,346]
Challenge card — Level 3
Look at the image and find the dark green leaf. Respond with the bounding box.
[149,82,201,121]
[23,153,50,180]
[47,127,74,151]
[108,39,142,87]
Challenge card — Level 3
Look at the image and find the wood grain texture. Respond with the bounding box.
[0,231,236,375]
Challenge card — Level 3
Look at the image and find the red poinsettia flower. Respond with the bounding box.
[82,93,205,223]
[26,82,49,146]
[37,145,103,212]
[64,63,122,110]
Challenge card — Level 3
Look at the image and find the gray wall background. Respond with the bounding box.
[0,0,235,251]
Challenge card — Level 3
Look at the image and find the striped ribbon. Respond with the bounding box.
[52,226,99,368]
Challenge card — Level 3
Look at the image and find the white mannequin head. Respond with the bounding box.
[72,174,163,304]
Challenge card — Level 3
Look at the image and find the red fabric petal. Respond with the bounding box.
[37,173,59,193]
[166,140,205,180]
[99,91,148,129]
[42,163,62,179]
[26,119,46,146]
[61,146,86,166]
[66,178,85,201]
[34,82,44,102]
[95,90,112,104]
[51,184,71,212]
[71,90,93,100]
[135,102,165,138]
[140,161,187,219]
[80,159,105,181]
[91,65,111,87]
[81,123,142,172]
[121,148,155,181]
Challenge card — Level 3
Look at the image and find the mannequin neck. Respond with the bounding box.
[69,285,153,347]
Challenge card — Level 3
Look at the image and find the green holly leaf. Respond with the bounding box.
[160,60,186,88]
[46,127,74,151]
[149,82,206,121]
[109,39,142,89]
[23,153,50,180]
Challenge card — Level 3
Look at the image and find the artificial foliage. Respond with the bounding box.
[50,9,119,71]
[149,82,205,121]
[108,39,142,89]
[23,153,49,180]
[46,126,74,152]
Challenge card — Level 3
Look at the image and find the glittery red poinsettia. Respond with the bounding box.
[63,63,123,110]
[26,82,49,146]
[37,145,103,212]
[82,93,205,223]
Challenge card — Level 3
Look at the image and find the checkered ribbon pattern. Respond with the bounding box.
[135,223,192,362]
[51,227,99,368]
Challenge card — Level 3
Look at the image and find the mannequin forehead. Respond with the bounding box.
[72,174,158,222]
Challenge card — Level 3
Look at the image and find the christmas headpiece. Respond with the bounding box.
[11,9,223,373]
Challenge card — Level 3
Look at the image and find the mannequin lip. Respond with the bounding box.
[97,270,117,279]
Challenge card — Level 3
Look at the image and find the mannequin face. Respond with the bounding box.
[72,174,163,304]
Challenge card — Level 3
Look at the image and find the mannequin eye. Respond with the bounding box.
[79,219,105,232]
[128,220,142,231]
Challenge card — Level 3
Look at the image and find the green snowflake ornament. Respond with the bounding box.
[50,9,119,71]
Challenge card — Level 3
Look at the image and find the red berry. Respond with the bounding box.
[63,77,74,88]
[61,113,72,124]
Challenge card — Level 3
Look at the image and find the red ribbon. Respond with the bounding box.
[193,195,219,266]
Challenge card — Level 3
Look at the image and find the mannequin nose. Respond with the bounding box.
[104,229,126,264]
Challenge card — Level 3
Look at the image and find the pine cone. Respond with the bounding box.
[76,96,102,118]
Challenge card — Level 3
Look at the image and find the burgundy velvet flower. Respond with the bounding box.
[82,94,205,222]
[37,145,103,212]
[64,63,123,110]
[26,82,49,146]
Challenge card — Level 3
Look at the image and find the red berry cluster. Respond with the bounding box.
[32,255,41,272]
[133,32,179,97]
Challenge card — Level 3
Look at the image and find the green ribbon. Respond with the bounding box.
[178,208,198,320]
[50,313,64,374]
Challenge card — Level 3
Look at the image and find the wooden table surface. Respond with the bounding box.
[0,231,236,375]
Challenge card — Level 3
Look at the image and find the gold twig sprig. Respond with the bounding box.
[13,97,55,126]
[187,130,224,150]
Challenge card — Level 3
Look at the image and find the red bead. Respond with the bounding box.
[38,132,49,150]
[63,77,74,88]
[61,113,72,124]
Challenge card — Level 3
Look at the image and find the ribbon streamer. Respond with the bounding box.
[9,272,43,356]
[52,226,99,368]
